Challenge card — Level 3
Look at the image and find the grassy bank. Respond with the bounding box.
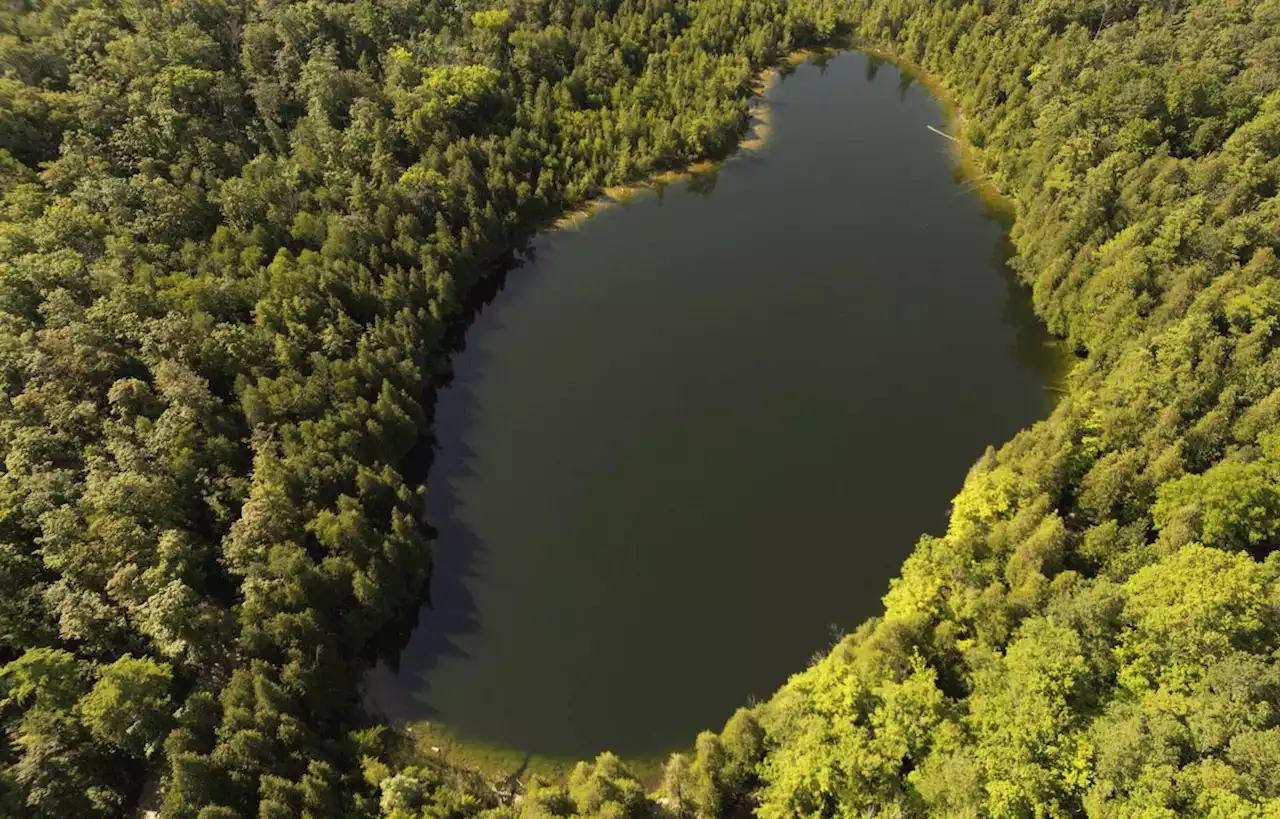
[393,722,674,791]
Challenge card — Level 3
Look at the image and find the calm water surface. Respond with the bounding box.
[365,52,1063,759]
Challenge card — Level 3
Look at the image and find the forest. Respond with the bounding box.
[0,0,1278,816]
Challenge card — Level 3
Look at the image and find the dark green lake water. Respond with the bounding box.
[365,52,1063,760]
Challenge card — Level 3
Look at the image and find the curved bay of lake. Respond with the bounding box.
[365,51,1064,760]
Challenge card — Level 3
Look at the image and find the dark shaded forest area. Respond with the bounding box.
[0,0,826,815]
[1,0,1278,816]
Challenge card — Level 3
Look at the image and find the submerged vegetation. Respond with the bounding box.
[0,0,1278,817]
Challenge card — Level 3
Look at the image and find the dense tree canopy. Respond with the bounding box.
[1,0,1279,816]
[734,1,1280,817]
[0,0,824,814]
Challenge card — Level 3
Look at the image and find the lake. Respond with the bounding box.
[364,51,1064,761]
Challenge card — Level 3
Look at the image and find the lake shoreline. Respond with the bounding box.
[373,44,1070,786]
[367,46,829,787]
[547,49,813,232]
[393,721,677,793]
[853,42,1014,217]
[546,41,1017,236]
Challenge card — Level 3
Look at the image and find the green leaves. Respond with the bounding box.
[0,0,1278,815]
[735,3,1280,818]
[757,652,944,818]
[1153,457,1280,554]
[1117,545,1277,692]
[0,648,91,712]
[80,655,174,759]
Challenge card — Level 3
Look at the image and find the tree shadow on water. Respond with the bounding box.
[898,69,916,102]
[866,54,884,83]
[686,167,719,197]
[362,242,552,725]
[988,233,1072,397]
